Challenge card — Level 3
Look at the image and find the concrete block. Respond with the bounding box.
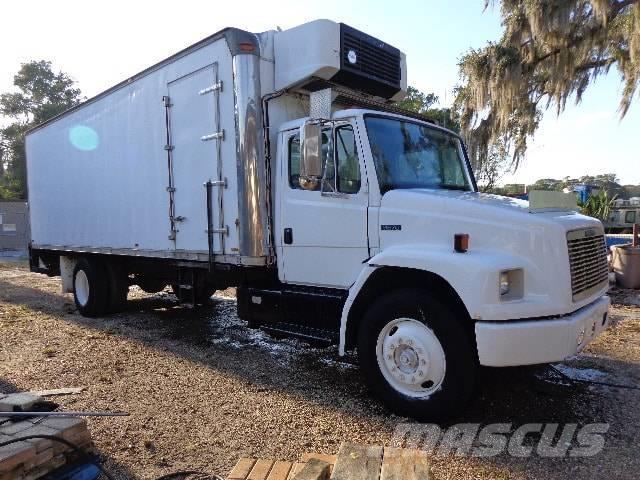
[331,443,383,480]
[380,447,432,480]
[0,466,24,480]
[22,447,53,472]
[292,458,330,480]
[46,454,66,471]
[22,454,66,480]
[0,421,32,436]
[0,441,36,474]
[64,430,92,448]
[39,417,87,441]
[0,394,42,413]
[20,424,58,452]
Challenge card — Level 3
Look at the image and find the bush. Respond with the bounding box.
[579,190,615,221]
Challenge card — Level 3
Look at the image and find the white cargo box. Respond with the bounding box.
[26,29,267,264]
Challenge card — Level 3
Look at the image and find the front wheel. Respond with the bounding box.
[357,288,477,421]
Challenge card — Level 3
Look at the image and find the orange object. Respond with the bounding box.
[454,233,469,253]
[238,42,255,52]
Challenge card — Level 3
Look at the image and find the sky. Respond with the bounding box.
[1,0,638,185]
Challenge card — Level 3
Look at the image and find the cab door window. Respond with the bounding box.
[288,129,330,191]
[334,125,360,194]
[288,124,360,194]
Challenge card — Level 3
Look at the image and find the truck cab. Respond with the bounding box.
[237,104,611,420]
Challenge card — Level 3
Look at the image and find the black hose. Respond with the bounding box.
[154,471,224,480]
[261,89,286,263]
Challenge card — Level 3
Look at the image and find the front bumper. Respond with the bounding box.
[475,295,611,367]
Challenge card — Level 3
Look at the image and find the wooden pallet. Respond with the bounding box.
[227,443,432,480]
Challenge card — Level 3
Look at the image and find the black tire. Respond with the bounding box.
[357,288,477,421]
[171,283,216,304]
[73,258,109,317]
[136,277,168,294]
[105,262,129,313]
[195,284,216,304]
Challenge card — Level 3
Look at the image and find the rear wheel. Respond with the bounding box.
[357,288,477,421]
[171,283,216,304]
[136,277,168,294]
[105,262,129,313]
[73,258,109,317]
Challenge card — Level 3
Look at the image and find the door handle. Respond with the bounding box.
[284,228,293,245]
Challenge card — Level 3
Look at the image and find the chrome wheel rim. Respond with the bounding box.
[376,317,446,398]
[75,270,90,307]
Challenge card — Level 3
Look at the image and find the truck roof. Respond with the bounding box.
[278,108,460,138]
[26,26,258,135]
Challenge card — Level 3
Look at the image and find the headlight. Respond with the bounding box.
[499,272,510,296]
[499,269,524,300]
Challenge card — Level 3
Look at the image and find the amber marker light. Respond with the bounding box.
[454,233,469,253]
[238,42,255,52]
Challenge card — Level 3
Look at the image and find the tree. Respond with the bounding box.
[395,87,461,130]
[395,86,439,113]
[525,173,632,199]
[0,60,83,199]
[0,140,6,177]
[472,139,511,191]
[455,0,640,174]
[580,188,616,220]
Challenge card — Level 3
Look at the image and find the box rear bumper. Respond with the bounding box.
[475,295,611,367]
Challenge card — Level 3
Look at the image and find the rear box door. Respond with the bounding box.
[167,65,223,253]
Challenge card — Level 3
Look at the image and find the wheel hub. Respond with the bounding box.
[395,345,419,374]
[74,269,90,307]
[377,318,446,398]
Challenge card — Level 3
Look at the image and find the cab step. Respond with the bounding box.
[260,322,337,347]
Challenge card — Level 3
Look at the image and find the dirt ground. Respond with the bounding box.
[1,261,639,480]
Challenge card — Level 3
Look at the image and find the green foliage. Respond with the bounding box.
[395,86,439,114]
[0,60,83,199]
[527,173,627,197]
[455,0,640,172]
[579,188,616,220]
[394,87,460,131]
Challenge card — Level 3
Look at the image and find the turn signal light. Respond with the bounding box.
[454,233,469,253]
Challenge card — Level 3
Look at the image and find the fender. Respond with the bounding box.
[338,244,534,355]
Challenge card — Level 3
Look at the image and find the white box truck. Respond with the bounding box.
[26,20,611,420]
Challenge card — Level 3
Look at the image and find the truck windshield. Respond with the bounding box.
[364,115,472,194]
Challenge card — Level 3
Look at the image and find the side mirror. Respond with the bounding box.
[299,121,323,190]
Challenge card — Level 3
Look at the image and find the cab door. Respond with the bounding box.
[278,121,369,288]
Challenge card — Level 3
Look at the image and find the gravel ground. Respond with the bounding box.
[1,262,639,479]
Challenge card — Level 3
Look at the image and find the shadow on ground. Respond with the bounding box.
[2,277,639,479]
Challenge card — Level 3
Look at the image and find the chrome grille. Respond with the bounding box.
[567,229,609,301]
